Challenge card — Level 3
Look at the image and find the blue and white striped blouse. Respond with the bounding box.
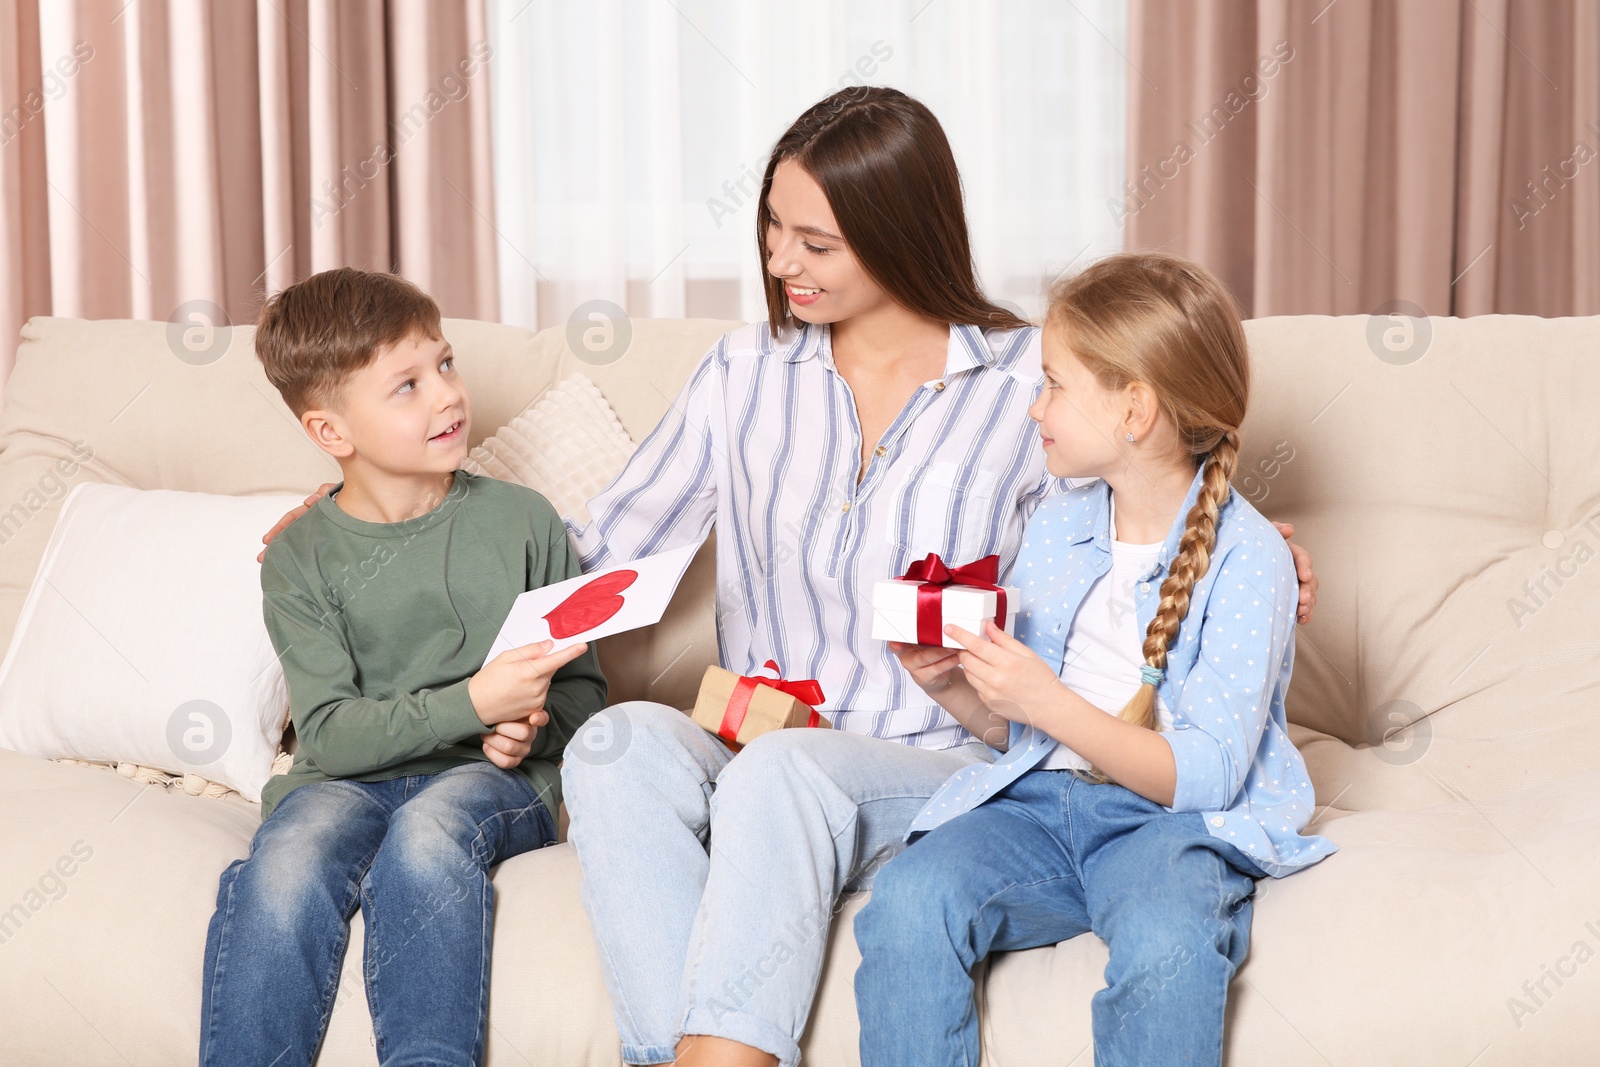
[567,319,1067,749]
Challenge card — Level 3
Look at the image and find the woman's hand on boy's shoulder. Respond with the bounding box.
[1271,522,1318,625]
[257,482,338,563]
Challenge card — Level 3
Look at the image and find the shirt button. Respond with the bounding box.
[874,445,887,457]
[1211,816,1225,827]
[841,502,850,513]
[1140,582,1150,593]
[933,381,946,392]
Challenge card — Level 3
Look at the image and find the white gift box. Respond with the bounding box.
[870,577,1020,648]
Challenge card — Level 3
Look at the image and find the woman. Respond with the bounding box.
[259,87,1317,1067]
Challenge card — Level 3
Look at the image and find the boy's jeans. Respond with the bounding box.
[561,701,993,1067]
[853,769,1265,1067]
[200,761,555,1067]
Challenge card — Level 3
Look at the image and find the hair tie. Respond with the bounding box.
[1139,665,1165,688]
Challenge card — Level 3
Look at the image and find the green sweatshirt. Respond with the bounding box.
[257,469,607,821]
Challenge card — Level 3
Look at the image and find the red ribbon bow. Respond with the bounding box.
[898,553,1008,647]
[718,660,827,745]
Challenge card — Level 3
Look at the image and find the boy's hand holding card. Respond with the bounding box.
[470,639,589,727]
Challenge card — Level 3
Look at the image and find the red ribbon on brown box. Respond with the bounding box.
[717,660,825,744]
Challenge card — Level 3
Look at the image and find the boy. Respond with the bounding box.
[200,268,606,1066]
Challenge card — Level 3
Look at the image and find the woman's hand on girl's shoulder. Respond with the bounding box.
[1271,521,1318,624]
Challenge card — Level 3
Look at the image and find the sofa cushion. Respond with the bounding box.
[11,737,1596,1067]
[0,746,260,1063]
[461,372,636,525]
[0,483,304,801]
[981,774,1600,1065]
[0,744,874,1066]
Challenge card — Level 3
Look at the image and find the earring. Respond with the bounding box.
[1125,432,1135,443]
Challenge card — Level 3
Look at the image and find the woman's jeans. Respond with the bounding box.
[199,761,555,1067]
[854,769,1265,1067]
[560,701,993,1067]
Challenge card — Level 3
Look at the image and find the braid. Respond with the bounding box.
[1079,433,1238,785]
[1115,431,1240,732]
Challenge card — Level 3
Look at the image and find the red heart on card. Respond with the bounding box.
[543,569,638,640]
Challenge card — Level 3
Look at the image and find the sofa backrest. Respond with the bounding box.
[0,314,736,714]
[2,312,1596,811]
[1236,314,1600,809]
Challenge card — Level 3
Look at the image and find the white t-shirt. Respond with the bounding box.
[1039,504,1174,771]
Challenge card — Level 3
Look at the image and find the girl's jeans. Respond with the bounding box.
[561,701,993,1067]
[854,769,1265,1067]
[200,761,555,1067]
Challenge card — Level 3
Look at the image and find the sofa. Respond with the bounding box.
[0,309,1596,1066]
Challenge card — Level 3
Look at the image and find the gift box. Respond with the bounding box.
[691,660,830,750]
[870,553,1019,648]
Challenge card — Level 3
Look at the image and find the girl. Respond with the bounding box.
[853,252,1337,1067]
[258,91,1319,1067]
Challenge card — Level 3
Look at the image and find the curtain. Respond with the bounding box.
[483,0,1130,329]
[0,0,499,399]
[1124,0,1600,318]
[0,0,49,372]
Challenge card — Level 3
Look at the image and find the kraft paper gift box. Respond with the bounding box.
[870,553,1019,649]
[690,662,829,750]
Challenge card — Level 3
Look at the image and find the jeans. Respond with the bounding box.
[199,761,555,1067]
[854,769,1265,1067]
[560,702,993,1067]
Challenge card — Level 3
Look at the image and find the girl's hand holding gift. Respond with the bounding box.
[942,620,1063,726]
[945,619,1178,803]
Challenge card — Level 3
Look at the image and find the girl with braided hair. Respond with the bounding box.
[854,252,1336,1067]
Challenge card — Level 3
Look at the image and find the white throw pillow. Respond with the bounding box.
[462,373,635,524]
[0,483,306,802]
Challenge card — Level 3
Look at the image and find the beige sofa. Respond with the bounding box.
[0,310,1596,1066]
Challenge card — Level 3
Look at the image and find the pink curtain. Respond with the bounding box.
[0,0,498,400]
[1125,0,1600,318]
[0,0,50,369]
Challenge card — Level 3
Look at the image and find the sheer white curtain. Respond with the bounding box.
[485,0,1127,330]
